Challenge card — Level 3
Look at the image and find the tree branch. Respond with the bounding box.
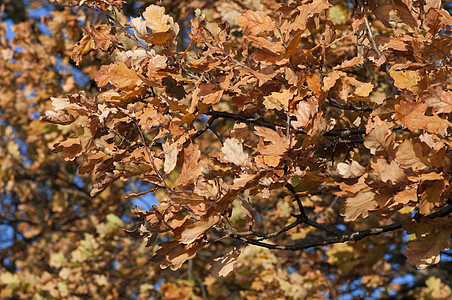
[205,110,366,138]
[326,98,373,112]
[225,205,452,251]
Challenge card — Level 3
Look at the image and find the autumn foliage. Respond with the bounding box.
[1,0,452,298]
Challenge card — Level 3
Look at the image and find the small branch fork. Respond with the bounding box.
[204,109,366,138]
[221,204,452,251]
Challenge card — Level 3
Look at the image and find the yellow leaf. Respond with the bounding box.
[142,5,171,33]
[390,67,420,90]
[354,82,373,97]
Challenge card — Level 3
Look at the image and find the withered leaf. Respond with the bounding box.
[178,214,221,244]
[221,138,252,168]
[395,140,429,171]
[162,140,178,174]
[193,83,224,105]
[175,142,201,186]
[404,217,452,269]
[341,190,376,221]
[151,240,205,270]
[364,123,395,156]
[143,5,171,33]
[109,62,142,91]
[209,247,242,277]
[337,160,366,179]
[393,188,417,205]
[371,158,406,184]
[238,10,276,35]
[422,85,452,114]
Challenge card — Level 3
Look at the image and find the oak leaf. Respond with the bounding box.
[238,10,276,35]
[395,140,429,171]
[142,5,171,33]
[151,241,205,270]
[394,100,451,134]
[193,83,224,105]
[109,62,142,91]
[221,138,252,168]
[364,122,395,156]
[422,85,452,114]
[209,247,242,277]
[333,56,364,70]
[371,158,406,184]
[389,67,420,91]
[393,188,417,205]
[162,140,178,174]
[178,214,221,244]
[341,190,376,221]
[263,88,295,111]
[175,142,201,186]
[337,160,366,179]
[404,217,452,269]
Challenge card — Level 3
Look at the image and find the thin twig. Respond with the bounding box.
[286,183,307,217]
[132,117,169,190]
[326,98,373,112]
[286,184,342,236]
[363,15,382,59]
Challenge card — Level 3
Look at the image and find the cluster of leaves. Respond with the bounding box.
[1,0,452,298]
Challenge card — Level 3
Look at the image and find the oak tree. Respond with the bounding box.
[1,0,452,298]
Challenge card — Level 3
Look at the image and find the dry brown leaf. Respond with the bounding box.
[162,140,178,174]
[175,142,201,186]
[337,160,366,179]
[209,247,242,277]
[364,123,395,156]
[178,214,221,244]
[221,138,252,168]
[395,140,430,171]
[393,188,417,204]
[143,5,171,33]
[151,241,205,270]
[238,10,276,35]
[341,190,376,221]
[371,158,406,184]
[422,85,452,114]
[333,57,364,70]
[404,217,452,269]
[109,62,142,91]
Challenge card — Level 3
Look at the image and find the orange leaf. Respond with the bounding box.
[109,62,142,91]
